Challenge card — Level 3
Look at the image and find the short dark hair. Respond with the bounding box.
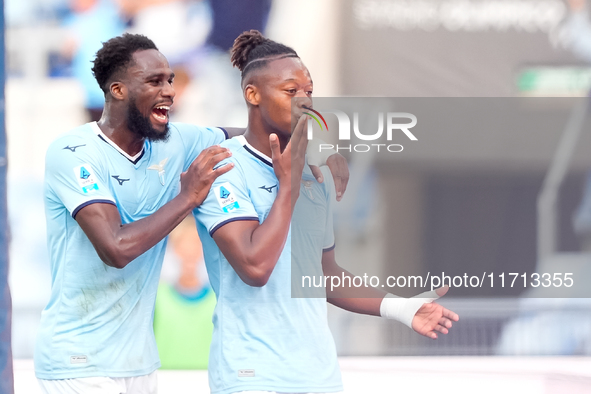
[91,33,158,95]
[230,30,298,79]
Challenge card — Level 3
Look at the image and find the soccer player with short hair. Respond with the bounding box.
[192,30,459,394]
[36,32,348,393]
[35,33,235,392]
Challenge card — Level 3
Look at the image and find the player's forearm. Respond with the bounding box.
[234,188,294,286]
[324,270,386,316]
[95,193,195,268]
[322,250,386,316]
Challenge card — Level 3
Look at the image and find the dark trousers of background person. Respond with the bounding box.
[0,1,15,392]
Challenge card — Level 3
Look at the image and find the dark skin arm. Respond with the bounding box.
[212,117,308,286]
[223,126,349,200]
[76,146,233,269]
[322,249,459,338]
[322,249,386,316]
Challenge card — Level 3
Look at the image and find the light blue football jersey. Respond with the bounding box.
[35,121,226,379]
[193,135,343,394]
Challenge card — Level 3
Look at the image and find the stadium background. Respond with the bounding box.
[3,0,591,392]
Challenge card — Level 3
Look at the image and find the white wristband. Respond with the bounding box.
[307,138,336,167]
[379,289,440,328]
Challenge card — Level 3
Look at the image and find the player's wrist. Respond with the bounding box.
[177,189,201,209]
[379,294,425,328]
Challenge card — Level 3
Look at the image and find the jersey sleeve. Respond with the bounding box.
[45,136,116,218]
[193,159,259,237]
[171,123,227,171]
[321,166,336,251]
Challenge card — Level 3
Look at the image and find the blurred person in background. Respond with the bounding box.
[154,215,215,370]
[171,0,272,125]
[61,0,126,121]
[121,0,211,120]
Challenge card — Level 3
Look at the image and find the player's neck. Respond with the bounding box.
[245,117,288,158]
[97,115,145,157]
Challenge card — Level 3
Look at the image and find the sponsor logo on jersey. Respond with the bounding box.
[215,182,240,213]
[259,184,277,193]
[63,144,86,152]
[74,164,99,194]
[111,175,130,186]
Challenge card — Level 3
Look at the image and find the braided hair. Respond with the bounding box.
[230,30,298,79]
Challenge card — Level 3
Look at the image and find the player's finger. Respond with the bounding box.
[442,307,459,322]
[292,114,308,144]
[435,285,449,298]
[269,134,282,161]
[414,288,440,302]
[333,176,343,201]
[196,145,228,162]
[207,150,232,169]
[309,165,324,183]
[337,158,349,200]
[434,324,449,335]
[212,162,234,177]
[439,317,453,329]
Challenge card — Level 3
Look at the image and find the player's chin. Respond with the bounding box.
[151,110,169,130]
[150,117,169,133]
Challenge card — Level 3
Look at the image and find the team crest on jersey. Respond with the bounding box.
[215,182,240,213]
[73,164,99,194]
[148,158,169,186]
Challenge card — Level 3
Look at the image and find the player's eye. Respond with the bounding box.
[286,89,297,94]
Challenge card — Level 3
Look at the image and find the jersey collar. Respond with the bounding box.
[91,122,145,164]
[235,135,273,167]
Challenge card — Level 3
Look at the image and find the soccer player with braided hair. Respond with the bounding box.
[193,30,459,394]
[36,31,349,393]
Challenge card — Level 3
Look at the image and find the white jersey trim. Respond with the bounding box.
[90,122,144,162]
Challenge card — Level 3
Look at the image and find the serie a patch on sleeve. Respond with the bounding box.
[73,163,99,194]
[215,182,240,213]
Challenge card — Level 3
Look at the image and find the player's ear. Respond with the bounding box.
[244,84,260,106]
[110,82,126,101]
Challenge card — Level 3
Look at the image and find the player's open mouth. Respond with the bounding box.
[152,105,170,124]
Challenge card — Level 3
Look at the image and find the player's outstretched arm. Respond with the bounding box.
[322,249,459,339]
[76,146,233,269]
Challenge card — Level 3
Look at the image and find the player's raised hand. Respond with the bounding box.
[410,286,459,339]
[181,145,233,207]
[270,114,308,190]
[309,154,350,201]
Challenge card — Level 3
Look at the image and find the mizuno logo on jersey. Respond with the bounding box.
[63,144,86,152]
[148,158,169,186]
[215,182,240,213]
[73,164,99,194]
[259,184,277,193]
[112,175,130,186]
